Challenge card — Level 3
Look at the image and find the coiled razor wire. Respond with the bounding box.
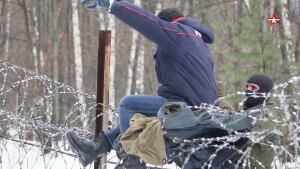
[0,60,299,169]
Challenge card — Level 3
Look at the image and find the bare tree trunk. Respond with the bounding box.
[179,0,187,14]
[0,1,6,27]
[35,0,44,74]
[4,0,10,60]
[126,0,141,95]
[52,1,68,125]
[295,1,300,63]
[126,29,139,95]
[0,0,7,57]
[269,0,275,15]
[244,0,250,8]
[71,0,87,128]
[65,1,72,86]
[260,0,269,73]
[143,0,160,95]
[188,0,194,17]
[130,35,142,94]
[280,0,296,75]
[50,0,62,124]
[18,0,38,71]
[155,0,162,13]
[136,37,144,94]
[31,3,40,73]
[108,15,116,108]
[99,12,105,30]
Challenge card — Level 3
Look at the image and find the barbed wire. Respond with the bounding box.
[0,60,121,169]
[0,59,299,168]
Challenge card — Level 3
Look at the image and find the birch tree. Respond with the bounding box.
[126,30,139,95]
[18,0,39,73]
[280,0,296,75]
[244,0,250,9]
[295,1,300,63]
[72,0,87,128]
[31,2,41,74]
[108,15,116,108]
[4,0,10,60]
[129,35,142,94]
[50,0,60,124]
[0,1,6,58]
[99,12,105,30]
[136,38,145,94]
[278,0,295,131]
[126,0,141,95]
[142,0,160,95]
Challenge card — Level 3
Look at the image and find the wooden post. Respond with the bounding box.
[95,30,111,169]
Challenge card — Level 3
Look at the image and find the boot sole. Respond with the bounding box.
[65,131,92,166]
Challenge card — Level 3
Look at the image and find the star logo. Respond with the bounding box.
[267,12,280,27]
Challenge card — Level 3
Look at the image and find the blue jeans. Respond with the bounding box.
[105,95,168,146]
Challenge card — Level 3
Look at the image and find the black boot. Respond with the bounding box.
[113,137,146,169]
[65,130,112,166]
[123,154,147,169]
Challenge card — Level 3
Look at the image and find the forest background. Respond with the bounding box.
[0,0,299,115]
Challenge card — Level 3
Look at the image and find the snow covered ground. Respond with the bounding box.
[0,140,178,169]
[0,138,299,169]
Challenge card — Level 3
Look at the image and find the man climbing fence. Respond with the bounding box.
[66,0,218,168]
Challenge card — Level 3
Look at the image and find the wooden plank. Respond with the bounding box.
[95,30,111,169]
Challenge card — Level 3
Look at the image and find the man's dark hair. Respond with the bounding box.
[157,8,184,22]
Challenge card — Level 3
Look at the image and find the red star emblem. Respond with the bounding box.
[267,12,280,27]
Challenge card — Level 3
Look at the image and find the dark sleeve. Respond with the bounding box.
[110,1,184,52]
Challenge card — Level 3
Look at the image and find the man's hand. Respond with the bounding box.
[80,0,111,11]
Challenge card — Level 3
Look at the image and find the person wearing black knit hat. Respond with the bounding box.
[243,74,274,110]
[239,74,289,169]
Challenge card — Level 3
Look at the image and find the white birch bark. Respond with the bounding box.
[108,17,115,108]
[99,12,105,30]
[244,0,250,9]
[126,30,139,95]
[126,0,141,96]
[156,1,162,14]
[71,0,87,128]
[280,0,296,75]
[107,14,116,129]
[4,0,10,60]
[32,7,39,73]
[136,40,144,94]
[51,0,60,123]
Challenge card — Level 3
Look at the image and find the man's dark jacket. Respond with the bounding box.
[110,1,218,105]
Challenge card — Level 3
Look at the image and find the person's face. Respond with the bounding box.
[245,83,260,92]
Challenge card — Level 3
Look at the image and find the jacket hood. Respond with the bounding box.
[180,19,214,44]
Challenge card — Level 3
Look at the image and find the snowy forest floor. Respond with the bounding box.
[0,140,179,169]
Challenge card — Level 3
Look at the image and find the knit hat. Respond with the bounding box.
[157,8,184,22]
[247,74,274,93]
[243,74,274,110]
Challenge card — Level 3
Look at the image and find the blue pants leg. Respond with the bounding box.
[105,95,168,145]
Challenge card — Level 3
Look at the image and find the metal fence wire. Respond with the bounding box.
[0,60,299,169]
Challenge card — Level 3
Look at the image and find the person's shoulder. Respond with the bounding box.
[219,99,235,111]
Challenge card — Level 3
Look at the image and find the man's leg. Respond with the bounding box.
[65,130,112,166]
[118,95,168,133]
[105,95,168,145]
[66,95,168,166]
[109,95,168,169]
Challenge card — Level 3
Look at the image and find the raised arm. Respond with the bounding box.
[80,0,195,52]
[109,1,182,51]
